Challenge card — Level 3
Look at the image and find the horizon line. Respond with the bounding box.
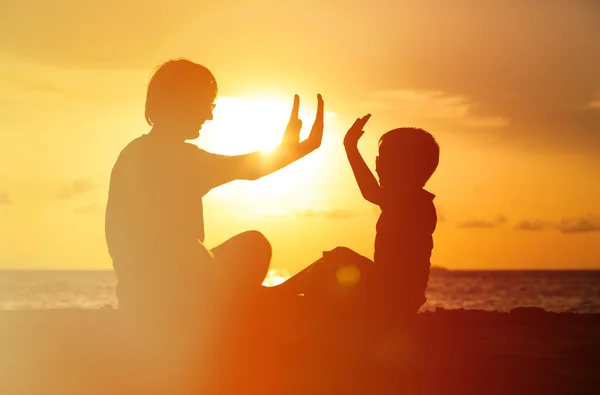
[0,267,599,272]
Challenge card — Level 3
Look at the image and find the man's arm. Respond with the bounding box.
[344,114,382,205]
[200,94,324,187]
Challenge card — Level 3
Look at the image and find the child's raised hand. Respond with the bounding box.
[344,114,371,149]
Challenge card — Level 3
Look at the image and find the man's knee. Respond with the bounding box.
[242,230,272,262]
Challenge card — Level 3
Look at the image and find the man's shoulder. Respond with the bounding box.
[117,134,150,157]
[186,143,210,156]
[117,136,207,158]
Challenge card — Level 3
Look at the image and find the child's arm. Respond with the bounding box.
[344,114,382,205]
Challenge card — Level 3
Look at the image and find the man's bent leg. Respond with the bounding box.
[210,230,272,292]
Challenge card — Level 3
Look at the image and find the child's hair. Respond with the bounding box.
[378,128,439,186]
[144,58,218,126]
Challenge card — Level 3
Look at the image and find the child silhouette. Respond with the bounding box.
[276,115,439,318]
[341,115,439,316]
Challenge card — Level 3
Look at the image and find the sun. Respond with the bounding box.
[197,95,315,155]
[195,94,337,214]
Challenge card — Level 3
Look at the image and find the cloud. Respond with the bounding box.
[514,215,600,234]
[435,206,446,223]
[588,100,600,110]
[297,208,360,220]
[557,214,600,234]
[73,204,101,216]
[0,191,12,205]
[513,220,554,232]
[56,178,94,200]
[458,214,507,229]
[2,73,66,95]
[437,211,446,223]
[366,90,510,129]
[2,0,600,156]
[365,1,600,155]
[0,1,198,69]
[249,208,291,219]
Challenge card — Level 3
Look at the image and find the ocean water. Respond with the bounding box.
[0,269,599,313]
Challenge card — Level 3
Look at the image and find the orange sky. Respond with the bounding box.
[1,0,599,272]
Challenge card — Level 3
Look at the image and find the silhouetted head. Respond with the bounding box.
[145,58,218,140]
[376,128,439,189]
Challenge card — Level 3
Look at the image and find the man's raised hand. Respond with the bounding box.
[281,94,324,152]
[306,94,324,150]
[240,94,324,180]
[282,94,302,146]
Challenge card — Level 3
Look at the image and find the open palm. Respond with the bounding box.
[281,94,324,150]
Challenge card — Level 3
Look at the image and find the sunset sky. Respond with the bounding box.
[1,0,599,272]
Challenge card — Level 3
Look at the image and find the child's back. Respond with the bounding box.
[372,187,437,314]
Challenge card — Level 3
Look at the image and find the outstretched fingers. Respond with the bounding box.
[283,94,302,145]
[344,114,371,147]
[304,94,324,150]
[348,115,369,134]
[315,94,324,124]
[349,118,362,130]
[311,94,324,132]
[357,114,371,129]
[289,94,300,123]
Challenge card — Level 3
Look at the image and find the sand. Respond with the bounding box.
[1,307,599,395]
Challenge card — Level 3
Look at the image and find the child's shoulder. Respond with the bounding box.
[381,188,436,226]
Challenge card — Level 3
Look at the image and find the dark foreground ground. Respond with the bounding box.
[1,307,599,395]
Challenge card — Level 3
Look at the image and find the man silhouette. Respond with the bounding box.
[105,59,324,317]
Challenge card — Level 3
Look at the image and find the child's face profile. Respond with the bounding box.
[375,154,396,187]
[376,141,418,188]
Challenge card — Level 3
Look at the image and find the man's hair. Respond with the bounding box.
[144,58,218,126]
[378,127,439,186]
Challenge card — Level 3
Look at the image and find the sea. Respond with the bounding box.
[1,269,599,313]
